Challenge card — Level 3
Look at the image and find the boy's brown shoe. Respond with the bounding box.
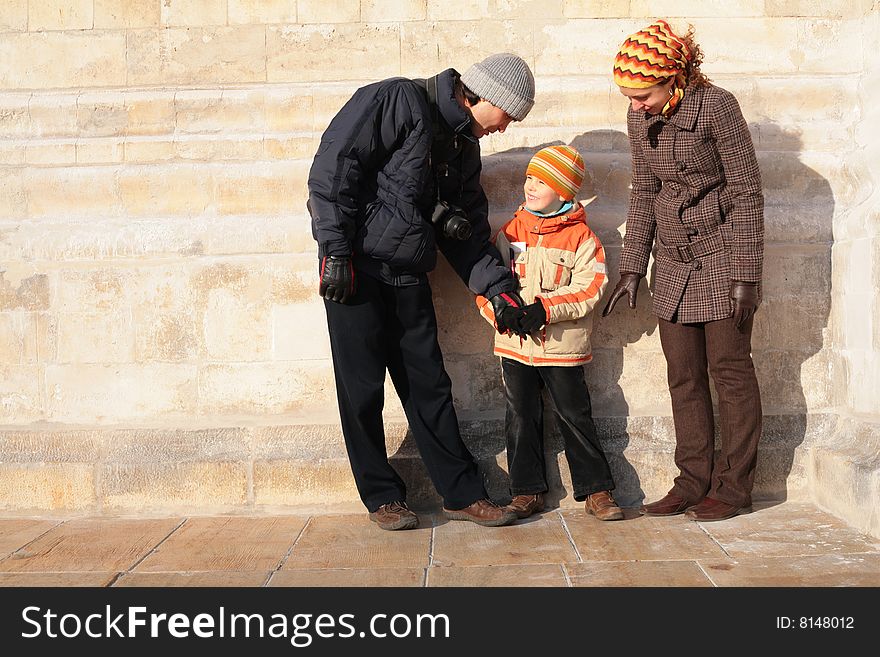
[506,493,545,519]
[443,499,517,527]
[369,501,419,531]
[585,490,624,521]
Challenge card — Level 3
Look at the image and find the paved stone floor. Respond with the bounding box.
[1,501,878,587]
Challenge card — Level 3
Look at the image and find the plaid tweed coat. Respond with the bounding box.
[618,85,764,323]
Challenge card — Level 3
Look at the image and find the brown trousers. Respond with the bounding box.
[658,315,762,507]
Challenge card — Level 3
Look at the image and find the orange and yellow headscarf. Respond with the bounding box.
[613,20,691,116]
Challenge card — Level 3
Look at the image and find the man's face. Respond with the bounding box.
[466,99,514,139]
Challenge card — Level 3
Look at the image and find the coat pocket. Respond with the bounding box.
[540,249,575,291]
[357,200,434,269]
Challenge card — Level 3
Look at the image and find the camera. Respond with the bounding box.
[430,200,472,241]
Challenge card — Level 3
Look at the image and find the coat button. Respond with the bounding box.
[691,258,701,270]
[686,228,698,236]
[677,161,687,171]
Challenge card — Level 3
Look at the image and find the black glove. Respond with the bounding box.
[601,272,643,317]
[729,280,759,332]
[489,291,526,336]
[319,255,355,304]
[517,301,547,334]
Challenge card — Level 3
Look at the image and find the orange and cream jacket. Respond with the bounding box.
[476,202,607,366]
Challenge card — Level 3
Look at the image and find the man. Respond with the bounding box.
[307,54,535,530]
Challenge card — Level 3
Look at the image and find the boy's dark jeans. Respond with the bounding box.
[501,358,614,501]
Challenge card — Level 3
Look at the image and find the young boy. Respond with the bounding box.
[477,145,623,520]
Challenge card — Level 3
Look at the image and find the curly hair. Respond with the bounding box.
[681,25,711,89]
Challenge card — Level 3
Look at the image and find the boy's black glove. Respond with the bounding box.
[489,291,527,337]
[319,255,355,304]
[729,280,759,332]
[517,301,547,334]
[602,272,643,316]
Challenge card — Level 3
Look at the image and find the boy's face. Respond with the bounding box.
[524,175,565,215]
[465,99,514,139]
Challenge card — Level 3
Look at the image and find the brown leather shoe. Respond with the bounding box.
[368,501,418,531]
[506,493,545,519]
[684,497,752,522]
[640,493,697,516]
[584,490,624,521]
[443,498,517,527]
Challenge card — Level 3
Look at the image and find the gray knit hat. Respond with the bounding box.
[460,53,535,121]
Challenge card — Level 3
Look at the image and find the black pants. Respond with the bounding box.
[658,315,762,507]
[324,274,486,513]
[501,358,614,501]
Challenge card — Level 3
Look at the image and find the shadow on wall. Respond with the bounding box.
[386,123,832,511]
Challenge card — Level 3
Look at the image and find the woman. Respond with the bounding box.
[603,20,763,521]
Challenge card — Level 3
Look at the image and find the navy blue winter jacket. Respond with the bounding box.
[307,68,515,298]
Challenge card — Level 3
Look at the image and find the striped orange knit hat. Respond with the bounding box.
[526,145,585,201]
[613,19,690,89]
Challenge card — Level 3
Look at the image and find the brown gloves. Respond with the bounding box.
[601,272,643,316]
[729,280,760,332]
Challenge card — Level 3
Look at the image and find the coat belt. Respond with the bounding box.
[658,229,724,263]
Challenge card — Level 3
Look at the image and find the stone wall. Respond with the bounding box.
[0,1,876,529]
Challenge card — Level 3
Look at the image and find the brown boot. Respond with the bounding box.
[640,493,698,517]
[443,499,517,527]
[368,501,418,531]
[506,493,545,519]
[584,490,624,521]
[684,497,752,522]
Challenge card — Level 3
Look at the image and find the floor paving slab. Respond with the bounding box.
[0,572,117,587]
[698,553,880,586]
[0,520,60,559]
[431,514,579,567]
[566,560,714,586]
[282,514,431,569]
[562,509,729,562]
[134,516,307,572]
[0,518,180,572]
[698,502,880,558]
[426,564,567,586]
[114,571,271,587]
[269,568,426,587]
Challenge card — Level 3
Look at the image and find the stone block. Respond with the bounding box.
[215,163,302,215]
[0,95,30,138]
[272,301,332,360]
[426,0,492,20]
[118,164,213,217]
[264,88,313,132]
[123,138,176,162]
[0,428,105,462]
[176,135,265,161]
[268,24,401,82]
[0,364,42,423]
[797,19,863,73]
[102,462,249,510]
[203,288,273,361]
[0,32,126,90]
[0,464,96,511]
[0,1,26,31]
[0,171,27,220]
[564,0,630,18]
[534,19,630,76]
[251,423,348,461]
[264,136,319,160]
[25,166,120,219]
[25,141,75,165]
[401,21,533,76]
[692,18,800,75]
[0,268,50,312]
[253,458,360,507]
[76,138,124,164]
[56,310,134,364]
[127,27,266,86]
[297,0,360,23]
[77,92,128,138]
[362,0,427,21]
[28,0,93,32]
[26,92,81,139]
[124,92,176,137]
[45,363,199,423]
[94,0,161,28]
[175,89,267,134]
[160,0,227,26]
[197,360,337,415]
[765,0,870,17]
[629,1,764,16]
[228,0,297,24]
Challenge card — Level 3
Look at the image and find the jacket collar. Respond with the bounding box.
[515,203,587,234]
[640,84,705,132]
[435,68,477,143]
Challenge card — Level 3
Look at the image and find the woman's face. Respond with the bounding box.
[618,78,675,115]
